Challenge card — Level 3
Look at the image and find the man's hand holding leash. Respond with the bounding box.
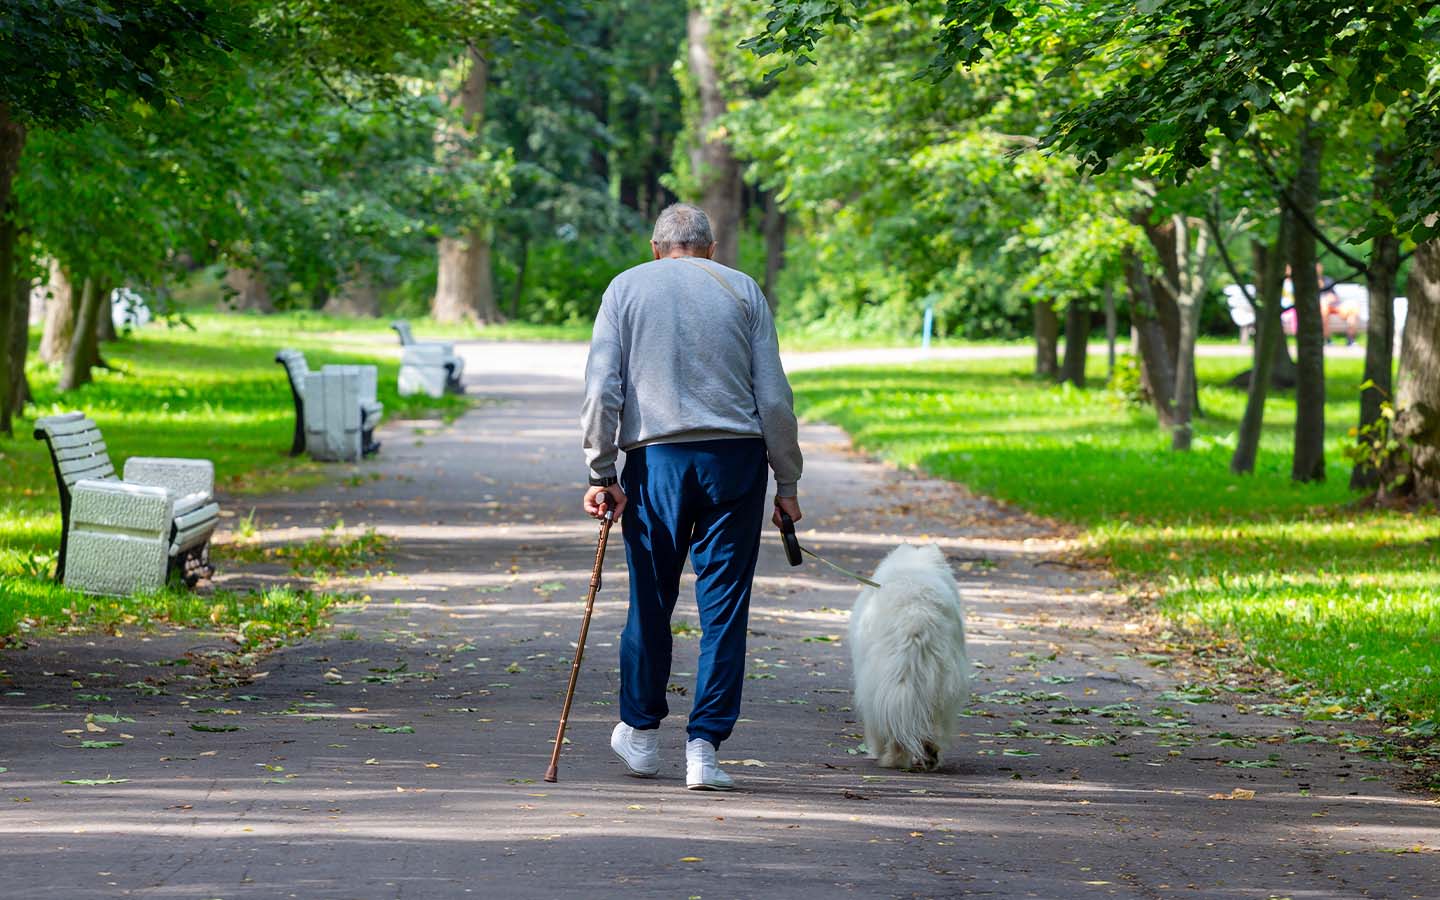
[772,495,802,529]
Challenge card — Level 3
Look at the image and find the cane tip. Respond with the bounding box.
[543,767,558,783]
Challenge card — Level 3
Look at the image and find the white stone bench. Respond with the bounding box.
[33,413,220,596]
[391,321,464,395]
[275,350,383,462]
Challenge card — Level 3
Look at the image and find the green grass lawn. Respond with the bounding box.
[792,354,1440,723]
[0,311,469,640]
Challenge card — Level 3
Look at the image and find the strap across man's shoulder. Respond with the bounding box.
[679,257,749,312]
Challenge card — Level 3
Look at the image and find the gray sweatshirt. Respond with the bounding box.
[582,256,803,497]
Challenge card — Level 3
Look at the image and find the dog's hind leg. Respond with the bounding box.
[860,713,882,759]
[919,740,941,772]
[878,740,908,769]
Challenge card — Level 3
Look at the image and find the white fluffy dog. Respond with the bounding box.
[848,544,969,771]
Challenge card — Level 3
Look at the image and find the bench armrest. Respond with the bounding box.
[414,339,456,356]
[71,478,173,533]
[124,457,215,500]
[322,364,379,404]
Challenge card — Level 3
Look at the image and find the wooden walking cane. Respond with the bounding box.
[544,493,614,783]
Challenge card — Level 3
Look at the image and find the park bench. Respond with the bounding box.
[33,412,220,596]
[275,350,383,462]
[391,321,464,396]
[1224,283,1410,344]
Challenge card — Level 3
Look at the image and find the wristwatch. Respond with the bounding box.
[588,475,617,488]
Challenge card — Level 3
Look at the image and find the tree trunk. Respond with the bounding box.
[1135,210,1196,419]
[39,262,76,364]
[1383,236,1440,502]
[7,263,28,422]
[1230,236,1299,390]
[509,236,529,320]
[1033,300,1059,380]
[224,266,274,313]
[0,104,23,435]
[1169,214,1212,451]
[687,6,742,268]
[0,222,14,438]
[1060,300,1091,387]
[762,190,787,306]
[97,287,118,342]
[59,276,103,392]
[1289,122,1326,483]
[1231,209,1293,474]
[1125,250,1177,426]
[1268,322,1298,387]
[1351,149,1402,490]
[1103,282,1117,381]
[1351,231,1400,490]
[433,45,502,324]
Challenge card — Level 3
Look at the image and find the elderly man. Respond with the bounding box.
[581,203,803,790]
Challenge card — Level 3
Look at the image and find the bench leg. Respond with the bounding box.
[445,363,465,395]
[169,544,215,589]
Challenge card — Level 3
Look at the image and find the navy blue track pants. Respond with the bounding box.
[618,437,768,749]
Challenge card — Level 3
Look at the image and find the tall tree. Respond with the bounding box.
[433,44,504,324]
[1385,234,1440,501]
[1230,210,1294,475]
[687,3,742,266]
[1288,120,1327,482]
[0,0,237,431]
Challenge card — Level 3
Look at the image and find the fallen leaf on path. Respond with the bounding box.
[679,857,703,863]
[62,778,128,785]
[1208,788,1256,801]
[718,759,766,767]
[79,740,123,749]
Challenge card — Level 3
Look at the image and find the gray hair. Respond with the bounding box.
[651,203,714,254]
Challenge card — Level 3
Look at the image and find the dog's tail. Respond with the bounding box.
[869,676,938,766]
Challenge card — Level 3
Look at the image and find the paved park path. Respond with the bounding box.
[1,340,1435,900]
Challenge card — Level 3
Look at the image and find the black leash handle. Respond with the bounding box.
[778,509,802,567]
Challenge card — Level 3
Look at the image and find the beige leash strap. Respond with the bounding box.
[679,257,748,310]
[800,545,882,588]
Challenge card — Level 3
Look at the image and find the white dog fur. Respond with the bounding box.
[849,543,969,770]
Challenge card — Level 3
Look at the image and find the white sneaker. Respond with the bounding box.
[685,738,735,791]
[611,722,660,777]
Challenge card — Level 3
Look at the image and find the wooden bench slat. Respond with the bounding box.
[48,429,105,451]
[43,416,100,438]
[59,458,117,483]
[53,441,108,463]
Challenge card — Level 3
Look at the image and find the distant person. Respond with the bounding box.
[1317,263,1359,346]
[581,202,803,790]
